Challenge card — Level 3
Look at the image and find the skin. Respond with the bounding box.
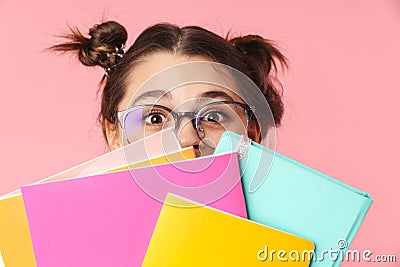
[105,52,259,156]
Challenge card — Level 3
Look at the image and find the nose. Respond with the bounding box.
[176,118,201,149]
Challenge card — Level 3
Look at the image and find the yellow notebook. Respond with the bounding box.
[0,196,36,267]
[107,147,195,172]
[143,194,315,267]
[0,148,195,267]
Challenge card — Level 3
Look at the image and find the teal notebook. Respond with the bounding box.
[214,131,372,267]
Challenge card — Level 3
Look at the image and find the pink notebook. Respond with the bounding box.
[22,152,246,267]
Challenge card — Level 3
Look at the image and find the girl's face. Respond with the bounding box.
[106,52,259,156]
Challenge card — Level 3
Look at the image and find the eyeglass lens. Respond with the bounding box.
[123,103,249,148]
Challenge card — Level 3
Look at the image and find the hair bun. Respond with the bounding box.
[86,21,128,69]
[229,34,288,126]
[49,21,128,71]
[229,35,286,75]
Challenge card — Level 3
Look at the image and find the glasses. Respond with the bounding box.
[117,101,253,148]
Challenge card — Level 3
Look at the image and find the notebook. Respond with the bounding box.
[21,152,246,267]
[214,131,373,267]
[0,147,195,267]
[0,196,36,267]
[142,193,314,266]
[0,127,181,200]
[106,146,195,172]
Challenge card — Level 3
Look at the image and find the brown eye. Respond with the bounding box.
[201,111,226,122]
[145,113,167,125]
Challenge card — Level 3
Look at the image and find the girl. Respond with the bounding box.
[50,21,287,156]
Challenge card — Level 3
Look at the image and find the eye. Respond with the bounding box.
[144,113,167,125]
[201,111,226,123]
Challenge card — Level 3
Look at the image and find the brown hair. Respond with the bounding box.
[49,21,288,141]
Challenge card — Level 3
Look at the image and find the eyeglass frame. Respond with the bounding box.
[116,100,254,143]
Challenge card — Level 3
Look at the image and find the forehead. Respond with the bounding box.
[119,52,241,110]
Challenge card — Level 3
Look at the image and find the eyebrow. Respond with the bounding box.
[131,90,171,105]
[131,89,236,106]
[196,91,236,103]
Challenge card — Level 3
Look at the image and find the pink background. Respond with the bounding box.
[1,0,399,265]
